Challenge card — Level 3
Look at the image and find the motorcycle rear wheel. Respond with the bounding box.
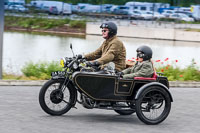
[39,79,76,116]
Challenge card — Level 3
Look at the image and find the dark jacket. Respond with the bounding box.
[122,60,154,79]
[84,36,126,71]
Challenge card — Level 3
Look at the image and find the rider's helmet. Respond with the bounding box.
[100,22,117,37]
[136,45,153,61]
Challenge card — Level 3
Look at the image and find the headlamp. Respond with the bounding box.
[73,63,78,70]
[60,58,66,68]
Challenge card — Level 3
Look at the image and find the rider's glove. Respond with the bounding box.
[77,54,83,59]
[81,54,86,59]
[86,61,100,67]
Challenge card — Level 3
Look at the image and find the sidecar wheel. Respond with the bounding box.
[39,79,76,116]
[114,110,135,115]
[135,86,171,125]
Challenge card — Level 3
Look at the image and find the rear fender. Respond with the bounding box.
[135,82,173,102]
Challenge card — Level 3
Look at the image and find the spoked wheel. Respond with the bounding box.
[39,79,76,116]
[135,86,171,125]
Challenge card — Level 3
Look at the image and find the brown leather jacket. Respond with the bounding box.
[84,36,126,71]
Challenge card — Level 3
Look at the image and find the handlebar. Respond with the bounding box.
[67,55,82,68]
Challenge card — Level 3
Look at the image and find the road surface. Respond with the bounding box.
[0,86,199,133]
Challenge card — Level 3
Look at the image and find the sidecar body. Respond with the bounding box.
[72,72,172,102]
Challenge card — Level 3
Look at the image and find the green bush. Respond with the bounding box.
[21,61,63,80]
[182,60,200,81]
[156,65,183,81]
[5,16,86,30]
[19,59,200,81]
[69,20,86,28]
[156,59,200,81]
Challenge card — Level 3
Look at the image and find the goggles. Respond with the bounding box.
[100,23,109,28]
[137,52,144,58]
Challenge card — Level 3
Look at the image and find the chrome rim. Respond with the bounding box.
[44,83,70,112]
[140,90,166,120]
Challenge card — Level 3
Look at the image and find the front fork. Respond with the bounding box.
[60,68,73,92]
[61,77,70,92]
[51,77,77,108]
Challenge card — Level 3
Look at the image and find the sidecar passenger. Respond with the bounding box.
[121,45,154,79]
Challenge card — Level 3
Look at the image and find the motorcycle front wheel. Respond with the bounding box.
[39,79,76,116]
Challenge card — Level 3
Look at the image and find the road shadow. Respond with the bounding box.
[41,113,141,125]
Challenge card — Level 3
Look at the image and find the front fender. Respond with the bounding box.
[51,75,66,80]
[51,77,65,80]
[135,82,173,102]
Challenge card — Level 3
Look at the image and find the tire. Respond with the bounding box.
[114,110,135,115]
[135,86,171,125]
[39,79,76,116]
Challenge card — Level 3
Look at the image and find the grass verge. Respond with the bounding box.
[3,59,200,81]
[5,16,86,31]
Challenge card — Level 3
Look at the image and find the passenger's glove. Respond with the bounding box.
[116,72,124,78]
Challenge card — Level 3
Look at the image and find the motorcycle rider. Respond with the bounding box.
[84,22,126,72]
[120,45,154,79]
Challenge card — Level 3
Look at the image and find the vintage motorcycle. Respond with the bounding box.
[39,44,173,125]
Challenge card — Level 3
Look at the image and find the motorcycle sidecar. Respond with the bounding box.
[72,71,173,125]
[73,72,172,101]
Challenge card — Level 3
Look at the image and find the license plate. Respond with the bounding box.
[51,71,66,78]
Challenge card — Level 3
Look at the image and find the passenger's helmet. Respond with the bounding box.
[136,45,153,61]
[100,22,117,37]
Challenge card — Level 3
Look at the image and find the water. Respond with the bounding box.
[3,31,200,74]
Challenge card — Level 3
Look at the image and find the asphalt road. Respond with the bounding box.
[0,86,200,133]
